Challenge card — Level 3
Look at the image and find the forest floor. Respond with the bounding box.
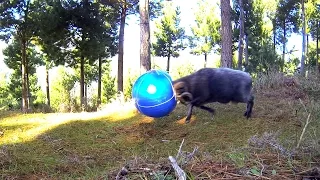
[1,73,320,179]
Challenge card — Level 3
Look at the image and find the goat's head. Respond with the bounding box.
[173,81,193,105]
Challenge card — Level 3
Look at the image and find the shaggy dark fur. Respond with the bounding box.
[173,68,254,123]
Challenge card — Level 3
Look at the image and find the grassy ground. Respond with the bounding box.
[1,76,320,179]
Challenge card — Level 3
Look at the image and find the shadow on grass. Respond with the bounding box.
[0,95,303,179]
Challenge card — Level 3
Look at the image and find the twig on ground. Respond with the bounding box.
[296,113,311,149]
[169,156,186,180]
[176,138,185,159]
[186,146,198,162]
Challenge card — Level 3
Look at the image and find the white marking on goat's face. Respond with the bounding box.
[147,84,157,94]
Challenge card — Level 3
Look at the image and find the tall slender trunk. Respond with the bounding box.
[282,19,286,72]
[300,0,306,76]
[80,55,85,111]
[204,37,208,68]
[306,34,309,67]
[140,0,151,74]
[220,0,233,68]
[84,82,87,109]
[20,0,30,113]
[237,0,244,70]
[273,20,276,51]
[317,21,319,73]
[118,6,126,92]
[307,34,309,57]
[46,67,50,106]
[167,55,171,73]
[306,34,309,66]
[204,53,207,68]
[244,34,249,71]
[21,39,28,113]
[26,57,30,110]
[97,56,102,107]
[167,47,171,73]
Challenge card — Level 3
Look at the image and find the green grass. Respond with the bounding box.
[0,85,319,179]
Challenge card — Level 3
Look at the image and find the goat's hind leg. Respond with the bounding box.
[244,95,254,119]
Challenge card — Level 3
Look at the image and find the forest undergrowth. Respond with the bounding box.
[1,71,320,179]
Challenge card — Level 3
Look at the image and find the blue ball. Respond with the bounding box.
[132,69,177,118]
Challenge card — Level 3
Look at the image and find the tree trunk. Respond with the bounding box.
[167,55,171,73]
[84,82,87,109]
[167,48,171,73]
[97,56,102,107]
[46,67,50,106]
[220,0,233,68]
[26,58,30,110]
[21,39,28,113]
[317,20,319,74]
[80,55,85,111]
[282,19,286,72]
[237,0,244,70]
[307,34,309,58]
[273,20,276,51]
[140,0,151,74]
[300,0,306,76]
[306,34,309,66]
[204,53,207,68]
[118,6,126,92]
[244,34,249,71]
[204,37,208,68]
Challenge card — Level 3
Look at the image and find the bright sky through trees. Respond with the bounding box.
[0,0,302,82]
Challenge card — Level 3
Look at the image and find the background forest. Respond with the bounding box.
[0,0,319,113]
[1,0,320,179]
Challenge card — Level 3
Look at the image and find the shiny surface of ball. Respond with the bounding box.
[132,70,177,118]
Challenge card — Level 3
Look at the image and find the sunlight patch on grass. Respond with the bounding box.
[1,114,75,145]
[98,100,140,122]
[176,117,195,124]
[0,103,140,145]
[140,116,154,123]
[107,110,138,122]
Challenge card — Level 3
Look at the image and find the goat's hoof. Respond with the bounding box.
[244,112,251,119]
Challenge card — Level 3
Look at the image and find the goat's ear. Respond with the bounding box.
[174,82,186,92]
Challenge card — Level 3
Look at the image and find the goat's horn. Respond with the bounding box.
[177,92,193,100]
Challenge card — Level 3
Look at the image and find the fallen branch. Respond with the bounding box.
[296,113,311,149]
[169,156,186,180]
[176,138,185,159]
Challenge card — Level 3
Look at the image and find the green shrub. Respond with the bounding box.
[50,66,77,112]
[171,63,196,80]
[102,61,117,104]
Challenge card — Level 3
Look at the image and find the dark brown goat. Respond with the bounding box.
[173,68,254,123]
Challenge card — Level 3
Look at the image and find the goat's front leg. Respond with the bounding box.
[185,103,194,123]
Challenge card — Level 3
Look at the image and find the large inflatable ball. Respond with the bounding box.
[132,69,177,118]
